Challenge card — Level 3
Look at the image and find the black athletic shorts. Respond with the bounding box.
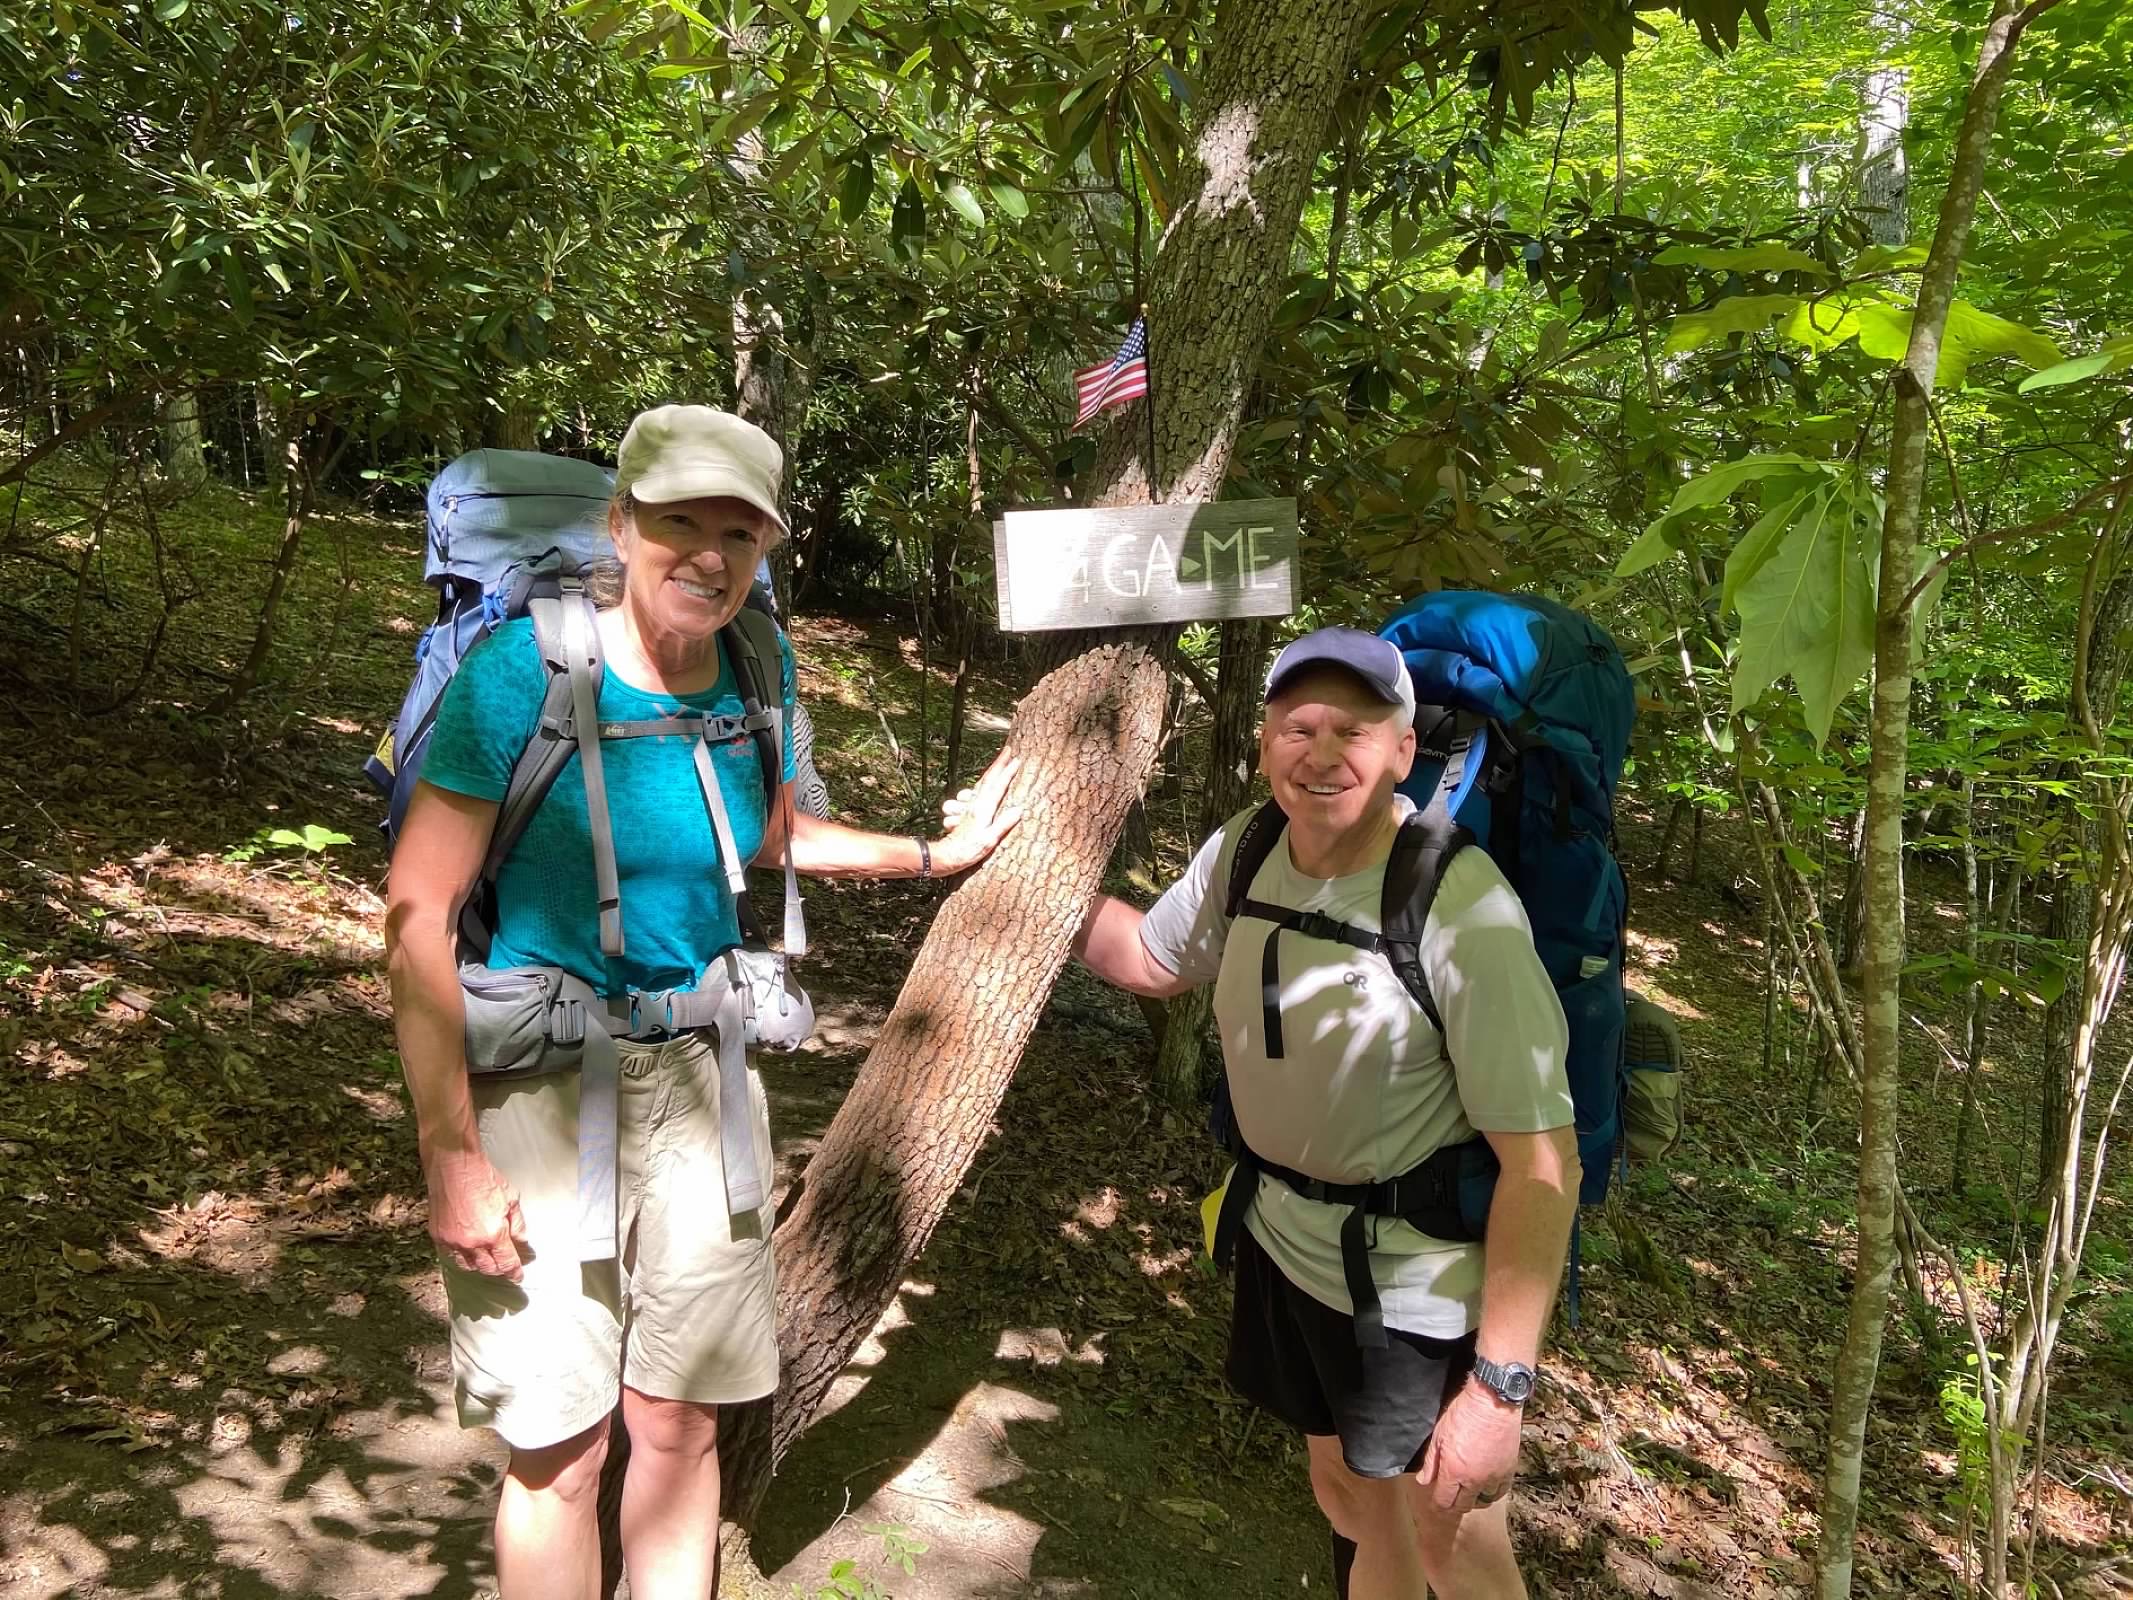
[1225,1226,1479,1480]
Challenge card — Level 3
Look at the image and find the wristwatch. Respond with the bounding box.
[1470,1353,1537,1406]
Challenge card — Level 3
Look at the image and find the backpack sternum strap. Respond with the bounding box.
[1235,899,1389,1060]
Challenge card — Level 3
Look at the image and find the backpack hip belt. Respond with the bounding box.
[461,951,765,1262]
[1209,1132,1487,1349]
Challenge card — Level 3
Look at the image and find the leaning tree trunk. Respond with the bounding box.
[715,0,1373,1570]
[1815,5,2059,1595]
[1155,615,1272,1108]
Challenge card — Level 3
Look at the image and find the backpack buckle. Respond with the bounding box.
[548,995,587,1047]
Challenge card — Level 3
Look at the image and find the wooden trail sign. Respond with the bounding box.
[991,499,1298,633]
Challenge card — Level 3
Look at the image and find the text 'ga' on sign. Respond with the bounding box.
[991,499,1298,633]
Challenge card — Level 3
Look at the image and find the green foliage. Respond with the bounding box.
[791,1525,928,1599]
[222,823,353,866]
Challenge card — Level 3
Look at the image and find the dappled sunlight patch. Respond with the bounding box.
[136,1190,281,1285]
[0,1497,111,1600]
[1628,927,1680,965]
[785,1391,1055,1595]
[1074,1186,1123,1229]
[1135,1244,1194,1277]
[798,999,883,1050]
[341,1082,405,1121]
[994,1326,1107,1368]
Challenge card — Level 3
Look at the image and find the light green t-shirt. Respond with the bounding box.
[1140,800,1573,1338]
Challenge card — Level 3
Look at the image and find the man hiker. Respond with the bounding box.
[1069,626,1580,1598]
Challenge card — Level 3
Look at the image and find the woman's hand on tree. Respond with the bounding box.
[425,1147,531,1281]
[933,751,1025,874]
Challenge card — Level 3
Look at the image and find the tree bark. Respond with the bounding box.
[159,390,207,484]
[1815,6,2058,1594]
[718,0,1374,1545]
[1858,23,1910,248]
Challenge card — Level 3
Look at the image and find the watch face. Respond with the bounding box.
[1501,1366,1536,1403]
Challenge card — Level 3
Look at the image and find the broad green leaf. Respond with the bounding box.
[987,180,1029,220]
[1653,243,1829,277]
[2018,336,2133,393]
[1943,301,2060,377]
[1850,299,2062,386]
[1722,484,1819,615]
[1778,292,1879,351]
[1909,559,1950,668]
[1615,516,1686,578]
[890,176,924,256]
[1730,483,1879,746]
[1659,452,1825,519]
[941,181,984,228]
[1852,301,1914,364]
[821,0,860,36]
[1665,295,1801,353]
[1847,242,1930,274]
[838,150,874,222]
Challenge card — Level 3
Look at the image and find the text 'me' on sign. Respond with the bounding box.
[992,499,1298,633]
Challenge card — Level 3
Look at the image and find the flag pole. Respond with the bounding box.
[1124,125,1160,504]
[1139,302,1160,504]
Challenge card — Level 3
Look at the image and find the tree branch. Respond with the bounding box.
[1169,645,1218,709]
[1899,471,2133,613]
[0,395,138,490]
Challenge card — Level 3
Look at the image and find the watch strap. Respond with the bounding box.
[1471,1353,1536,1404]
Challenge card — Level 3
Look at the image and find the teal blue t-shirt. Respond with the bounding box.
[423,613,798,996]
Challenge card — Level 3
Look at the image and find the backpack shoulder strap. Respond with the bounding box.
[723,603,786,805]
[1379,808,1472,1036]
[1223,799,1288,919]
[461,583,619,958]
[709,600,805,956]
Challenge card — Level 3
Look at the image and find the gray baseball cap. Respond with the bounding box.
[1263,627,1417,725]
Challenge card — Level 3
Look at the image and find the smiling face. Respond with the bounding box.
[1260,667,1417,850]
[609,493,777,643]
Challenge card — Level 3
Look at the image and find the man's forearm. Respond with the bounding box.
[1073,892,1192,998]
[1474,1133,1581,1366]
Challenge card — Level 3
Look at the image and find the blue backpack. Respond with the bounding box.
[364,449,622,841]
[1209,591,1633,1341]
[1379,590,1635,1209]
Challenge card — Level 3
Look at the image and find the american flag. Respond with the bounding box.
[1073,317,1149,429]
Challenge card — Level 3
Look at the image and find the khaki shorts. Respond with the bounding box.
[442,1032,777,1451]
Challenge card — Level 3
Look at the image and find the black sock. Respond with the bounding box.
[1332,1532,1357,1598]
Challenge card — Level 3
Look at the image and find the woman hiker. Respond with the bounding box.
[386,404,1021,1599]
